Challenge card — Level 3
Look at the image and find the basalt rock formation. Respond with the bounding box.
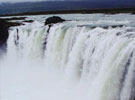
[0,18,24,47]
[45,16,65,25]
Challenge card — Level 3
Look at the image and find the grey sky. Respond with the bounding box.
[0,0,82,3]
[0,0,50,3]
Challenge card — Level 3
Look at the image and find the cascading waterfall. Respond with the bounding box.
[1,15,135,100]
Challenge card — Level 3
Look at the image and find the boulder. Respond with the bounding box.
[45,16,65,25]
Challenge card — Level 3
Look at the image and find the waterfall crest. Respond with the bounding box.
[1,16,135,100]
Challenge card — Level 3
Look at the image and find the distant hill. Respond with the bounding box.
[0,1,135,15]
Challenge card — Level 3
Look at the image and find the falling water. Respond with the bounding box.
[0,14,135,100]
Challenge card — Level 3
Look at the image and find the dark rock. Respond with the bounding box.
[2,17,26,21]
[0,18,23,47]
[43,16,65,55]
[116,32,122,36]
[0,19,9,46]
[77,25,124,29]
[43,24,52,53]
[23,20,34,23]
[45,16,65,25]
[111,25,124,28]
[47,24,52,33]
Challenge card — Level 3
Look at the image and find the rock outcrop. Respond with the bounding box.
[0,18,23,47]
[45,16,65,33]
[42,16,65,53]
[45,16,65,25]
[23,20,34,23]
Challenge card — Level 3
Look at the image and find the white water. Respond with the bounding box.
[0,14,135,100]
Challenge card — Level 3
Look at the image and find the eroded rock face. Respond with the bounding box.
[0,19,23,47]
[45,16,66,33]
[42,16,65,53]
[0,19,10,46]
[45,16,65,25]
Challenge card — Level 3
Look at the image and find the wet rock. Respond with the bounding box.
[2,17,26,21]
[47,24,52,33]
[43,24,51,52]
[0,18,23,47]
[77,25,124,29]
[23,20,34,23]
[0,19,9,46]
[116,32,122,36]
[45,16,65,25]
[43,16,66,55]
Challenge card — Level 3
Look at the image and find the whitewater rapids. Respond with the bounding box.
[0,14,135,100]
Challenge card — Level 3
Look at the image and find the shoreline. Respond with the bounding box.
[0,7,135,17]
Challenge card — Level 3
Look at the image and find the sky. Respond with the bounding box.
[0,0,89,3]
[0,0,78,3]
[0,0,48,3]
[0,0,60,3]
[0,0,135,5]
[0,0,134,3]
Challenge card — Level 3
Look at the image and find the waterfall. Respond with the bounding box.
[1,16,135,100]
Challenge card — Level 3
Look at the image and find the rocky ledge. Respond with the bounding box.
[45,16,65,25]
[0,18,25,47]
[45,16,66,32]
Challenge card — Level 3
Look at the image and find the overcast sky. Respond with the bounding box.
[0,0,83,3]
[0,0,66,3]
[0,0,48,3]
[1,0,133,3]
